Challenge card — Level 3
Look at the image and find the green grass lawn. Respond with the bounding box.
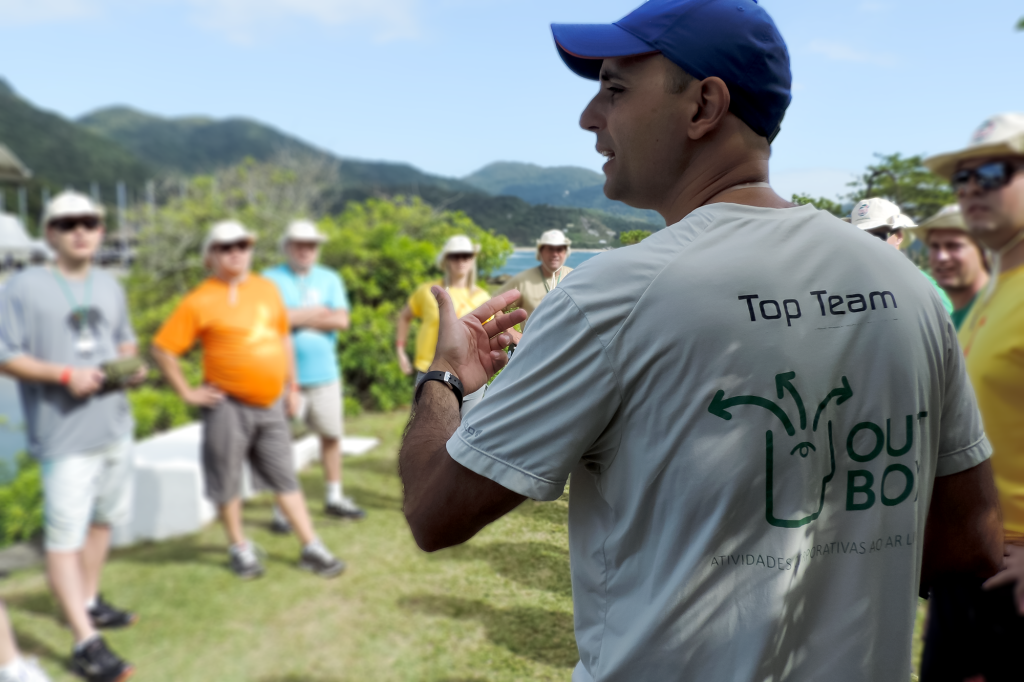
[0,410,930,681]
[0,411,575,681]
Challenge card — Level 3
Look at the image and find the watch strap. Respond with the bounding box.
[415,370,465,409]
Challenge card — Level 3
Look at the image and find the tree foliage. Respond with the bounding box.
[619,229,652,246]
[845,153,954,222]
[791,193,846,217]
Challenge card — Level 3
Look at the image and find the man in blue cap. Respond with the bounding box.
[397,2,1002,680]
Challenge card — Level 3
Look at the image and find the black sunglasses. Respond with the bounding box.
[213,241,252,254]
[869,228,894,241]
[49,216,101,232]
[447,252,475,261]
[951,161,1022,193]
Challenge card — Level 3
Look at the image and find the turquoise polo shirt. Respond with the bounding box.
[263,264,350,387]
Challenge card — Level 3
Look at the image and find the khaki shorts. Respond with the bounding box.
[201,397,298,505]
[41,436,134,552]
[298,381,343,440]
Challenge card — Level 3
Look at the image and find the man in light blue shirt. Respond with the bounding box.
[264,220,365,522]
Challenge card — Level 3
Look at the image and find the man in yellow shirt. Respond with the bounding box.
[152,220,345,580]
[497,230,573,331]
[396,235,492,415]
[921,113,1024,679]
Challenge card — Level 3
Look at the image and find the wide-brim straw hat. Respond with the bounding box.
[435,234,480,269]
[535,229,572,260]
[202,220,255,258]
[924,113,1024,181]
[909,204,967,240]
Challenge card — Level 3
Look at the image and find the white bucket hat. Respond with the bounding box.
[279,219,328,249]
[535,229,572,260]
[435,234,480,269]
[850,198,904,231]
[202,220,255,258]
[924,113,1024,181]
[43,190,105,227]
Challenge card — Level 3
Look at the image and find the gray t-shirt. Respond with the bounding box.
[0,266,135,459]
[447,203,990,682]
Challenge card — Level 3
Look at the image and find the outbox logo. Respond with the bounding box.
[708,372,923,529]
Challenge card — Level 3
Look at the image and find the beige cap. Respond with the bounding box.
[202,220,255,258]
[850,198,903,231]
[535,229,572,260]
[913,204,967,237]
[279,219,328,248]
[924,113,1024,180]
[435,234,480,268]
[42,190,104,226]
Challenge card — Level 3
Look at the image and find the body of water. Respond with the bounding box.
[494,249,603,277]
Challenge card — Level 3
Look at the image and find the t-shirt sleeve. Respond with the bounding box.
[936,318,991,476]
[0,280,26,364]
[446,288,622,501]
[330,273,350,311]
[152,297,199,355]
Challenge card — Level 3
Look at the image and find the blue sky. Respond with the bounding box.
[1,0,1021,201]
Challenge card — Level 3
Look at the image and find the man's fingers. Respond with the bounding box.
[469,290,523,325]
[490,350,508,372]
[482,309,528,338]
[431,286,461,335]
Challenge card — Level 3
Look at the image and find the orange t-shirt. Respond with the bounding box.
[153,276,289,407]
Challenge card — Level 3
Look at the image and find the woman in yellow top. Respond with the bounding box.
[396,235,491,411]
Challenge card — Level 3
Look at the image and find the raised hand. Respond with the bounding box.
[430,287,528,394]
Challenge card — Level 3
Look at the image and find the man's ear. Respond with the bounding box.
[688,77,731,141]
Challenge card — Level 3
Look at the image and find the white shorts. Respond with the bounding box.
[41,437,134,552]
[299,381,343,440]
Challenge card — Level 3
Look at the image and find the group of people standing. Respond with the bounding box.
[0,198,370,681]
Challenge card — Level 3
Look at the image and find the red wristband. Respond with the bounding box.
[59,367,72,385]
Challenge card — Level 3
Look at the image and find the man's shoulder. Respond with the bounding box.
[3,267,51,295]
[312,264,342,285]
[261,264,290,281]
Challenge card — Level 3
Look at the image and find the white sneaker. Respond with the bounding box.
[0,658,52,682]
[324,496,365,520]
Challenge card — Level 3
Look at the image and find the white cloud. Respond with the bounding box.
[186,0,419,44]
[0,0,95,25]
[807,40,895,67]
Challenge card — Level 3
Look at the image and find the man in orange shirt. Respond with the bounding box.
[152,221,345,579]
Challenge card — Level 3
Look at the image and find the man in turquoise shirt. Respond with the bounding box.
[264,220,365,522]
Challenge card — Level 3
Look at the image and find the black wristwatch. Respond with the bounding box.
[415,370,465,409]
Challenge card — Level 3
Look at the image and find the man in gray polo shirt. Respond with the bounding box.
[0,191,140,682]
[397,1,1003,680]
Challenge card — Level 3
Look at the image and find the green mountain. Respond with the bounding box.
[463,161,662,225]
[0,80,153,189]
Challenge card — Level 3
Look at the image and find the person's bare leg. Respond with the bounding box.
[321,435,341,489]
[80,525,111,605]
[220,499,246,546]
[275,491,316,545]
[46,552,96,643]
[0,604,18,666]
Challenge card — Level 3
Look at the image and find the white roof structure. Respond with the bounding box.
[0,213,51,262]
[0,144,31,183]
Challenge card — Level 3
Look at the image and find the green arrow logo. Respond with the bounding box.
[775,371,806,430]
[811,376,853,432]
[708,390,796,436]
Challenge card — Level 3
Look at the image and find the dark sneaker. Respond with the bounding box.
[269,517,292,535]
[324,497,366,521]
[298,543,346,578]
[229,543,265,580]
[70,637,134,682]
[88,595,138,629]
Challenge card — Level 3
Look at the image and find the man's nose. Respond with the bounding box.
[579,94,603,132]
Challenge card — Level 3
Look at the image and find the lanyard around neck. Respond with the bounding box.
[52,267,93,321]
[541,265,563,293]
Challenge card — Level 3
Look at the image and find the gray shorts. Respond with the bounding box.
[201,397,299,505]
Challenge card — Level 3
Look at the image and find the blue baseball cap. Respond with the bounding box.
[551,0,791,142]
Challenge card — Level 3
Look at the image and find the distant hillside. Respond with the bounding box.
[464,161,662,225]
[0,80,153,189]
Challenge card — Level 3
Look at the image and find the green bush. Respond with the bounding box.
[130,387,196,440]
[0,455,43,547]
[619,229,652,246]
